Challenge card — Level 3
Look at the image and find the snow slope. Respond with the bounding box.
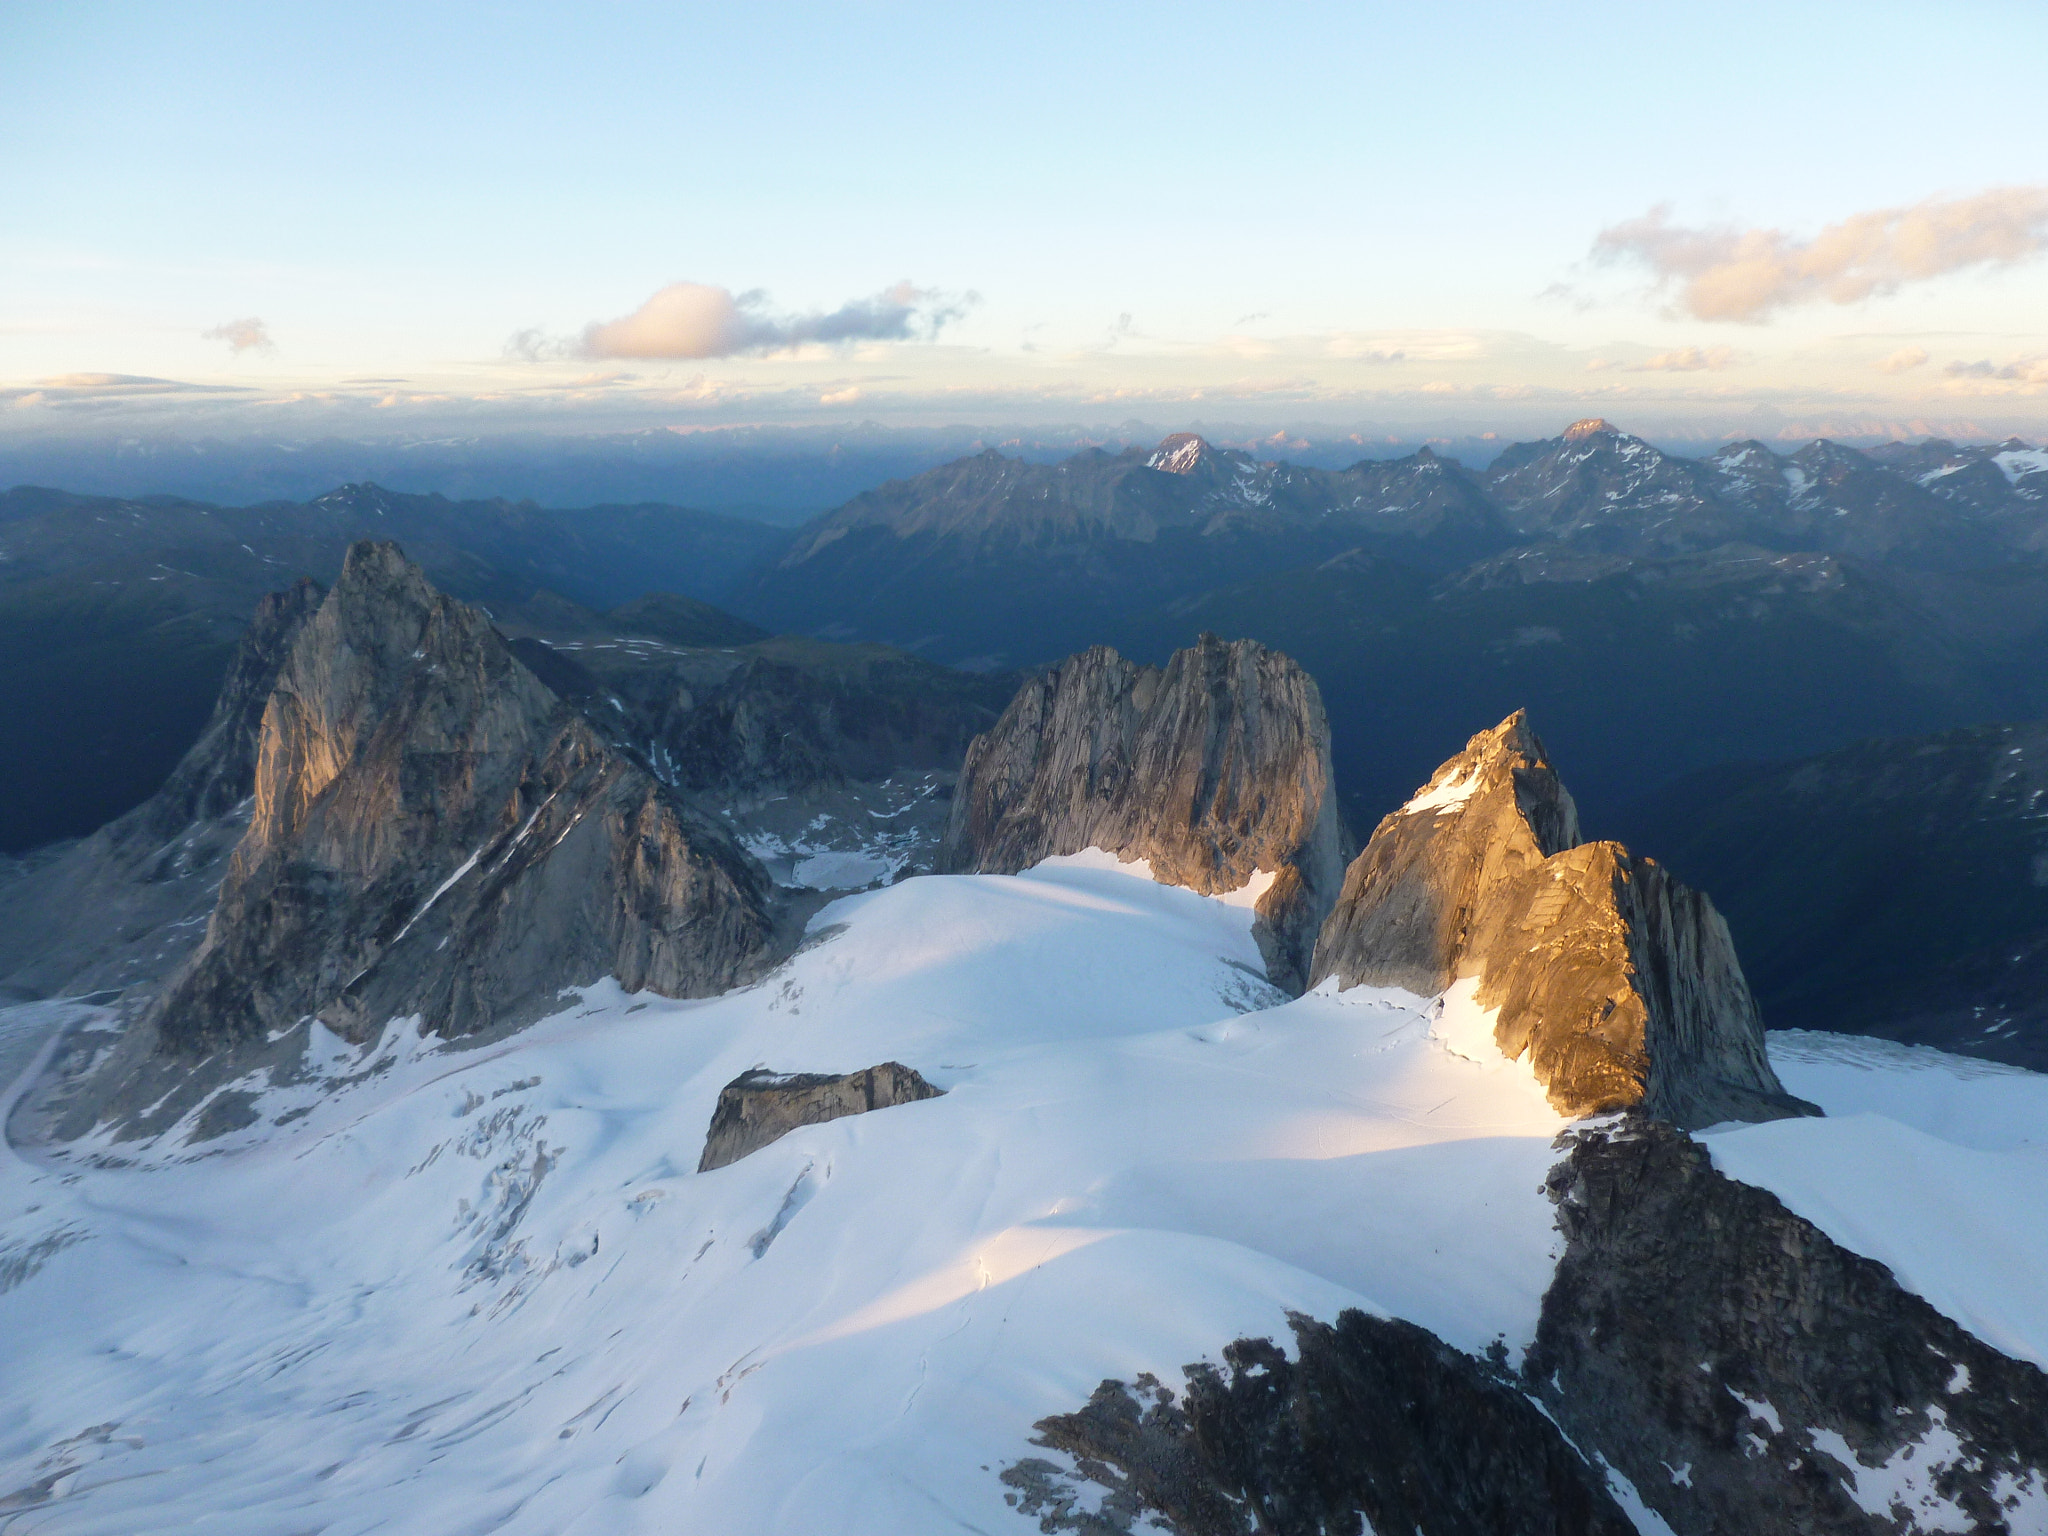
[0,855,1570,1535]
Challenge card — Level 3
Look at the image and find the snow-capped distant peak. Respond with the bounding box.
[1710,443,1770,472]
[1147,434,1212,474]
[1994,447,2048,485]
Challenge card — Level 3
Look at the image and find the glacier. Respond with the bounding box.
[1,856,2043,1532]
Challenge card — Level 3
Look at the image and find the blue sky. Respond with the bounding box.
[5,0,2047,442]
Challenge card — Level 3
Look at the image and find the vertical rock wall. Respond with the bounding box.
[940,634,1347,991]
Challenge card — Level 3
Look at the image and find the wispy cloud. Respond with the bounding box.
[1945,355,2048,385]
[1875,346,1930,374]
[2,372,255,410]
[511,281,972,362]
[202,316,274,354]
[1593,187,2048,322]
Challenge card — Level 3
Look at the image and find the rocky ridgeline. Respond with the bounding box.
[1311,711,1812,1127]
[939,635,1348,991]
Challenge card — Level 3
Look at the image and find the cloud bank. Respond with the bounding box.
[510,281,970,362]
[203,317,274,354]
[1594,187,2048,322]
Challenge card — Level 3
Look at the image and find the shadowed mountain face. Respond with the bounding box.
[1104,540,2048,833]
[1614,719,2048,1070]
[1312,713,1811,1127]
[0,578,323,1007]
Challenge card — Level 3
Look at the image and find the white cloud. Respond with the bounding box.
[202,317,274,354]
[1593,187,2048,322]
[560,280,969,360]
[1945,355,2048,386]
[1875,347,1930,374]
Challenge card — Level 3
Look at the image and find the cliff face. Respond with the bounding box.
[151,541,776,1057]
[1311,712,1809,1126]
[939,635,1348,991]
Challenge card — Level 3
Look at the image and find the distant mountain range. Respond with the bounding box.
[732,418,2048,823]
[10,419,2048,1033]
[737,419,2048,665]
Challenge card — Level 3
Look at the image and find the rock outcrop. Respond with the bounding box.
[1310,712,1812,1126]
[1528,1118,2048,1534]
[150,541,777,1057]
[939,635,1347,992]
[1003,1312,1637,1535]
[697,1062,942,1172]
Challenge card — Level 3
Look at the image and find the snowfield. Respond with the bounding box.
[2,857,2043,1532]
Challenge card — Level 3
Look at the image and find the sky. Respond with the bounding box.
[4,0,2047,448]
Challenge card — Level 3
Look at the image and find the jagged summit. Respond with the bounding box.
[1311,711,1813,1127]
[1311,712,1578,998]
[143,539,777,1074]
[940,633,1348,991]
[1561,417,1617,441]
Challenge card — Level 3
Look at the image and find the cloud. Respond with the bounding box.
[202,317,274,354]
[2,373,251,401]
[1593,187,2048,321]
[1875,347,1930,374]
[1945,355,2048,385]
[557,280,970,361]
